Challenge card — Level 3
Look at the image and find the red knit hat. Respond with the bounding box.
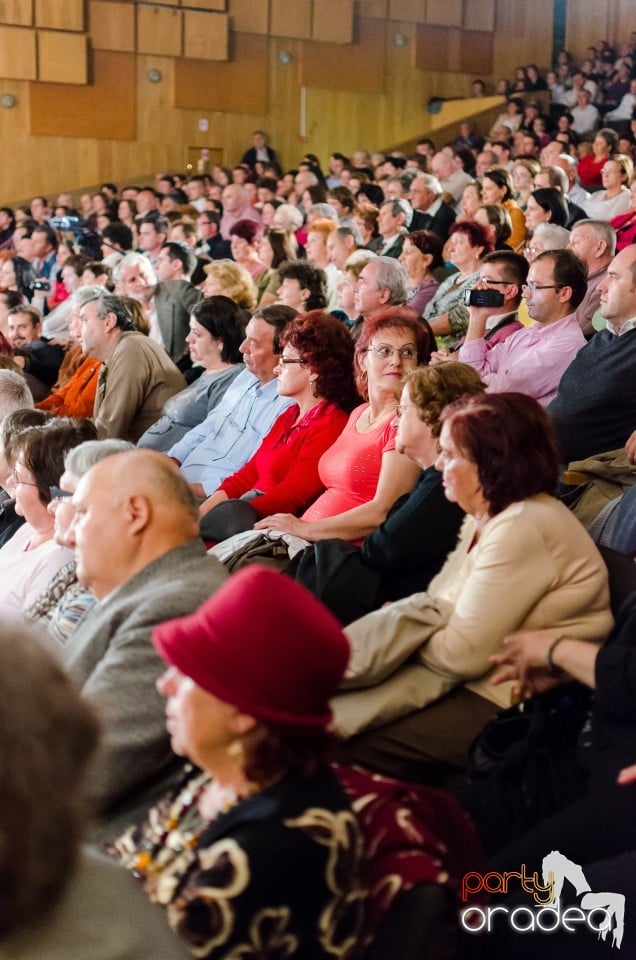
[152,565,350,729]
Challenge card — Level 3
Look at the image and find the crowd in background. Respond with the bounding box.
[1,30,636,960]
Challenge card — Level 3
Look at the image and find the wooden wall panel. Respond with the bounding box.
[565,1,611,61]
[427,0,461,27]
[270,0,310,40]
[173,33,268,112]
[416,24,452,72]
[35,0,84,31]
[136,5,182,56]
[0,0,590,214]
[389,0,425,21]
[38,31,87,83]
[459,30,493,76]
[614,1,636,47]
[311,0,353,44]
[228,0,269,34]
[0,25,36,79]
[187,0,227,9]
[563,0,636,58]
[29,50,136,139]
[300,17,385,93]
[183,10,228,59]
[357,0,387,17]
[0,0,33,26]
[463,0,494,32]
[492,0,553,80]
[89,1,135,52]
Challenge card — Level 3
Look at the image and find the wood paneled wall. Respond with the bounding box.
[0,0,630,204]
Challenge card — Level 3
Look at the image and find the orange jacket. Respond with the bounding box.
[36,355,101,418]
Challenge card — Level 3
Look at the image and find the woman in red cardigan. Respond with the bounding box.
[199,311,359,539]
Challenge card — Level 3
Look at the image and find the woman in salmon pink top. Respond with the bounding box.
[254,307,432,543]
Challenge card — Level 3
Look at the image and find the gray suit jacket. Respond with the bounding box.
[0,850,189,960]
[52,539,227,832]
[154,279,202,363]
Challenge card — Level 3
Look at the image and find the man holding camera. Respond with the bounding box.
[456,249,587,407]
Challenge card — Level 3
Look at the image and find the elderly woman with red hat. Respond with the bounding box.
[111,566,365,959]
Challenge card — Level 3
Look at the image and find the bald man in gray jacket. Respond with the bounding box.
[49,449,227,839]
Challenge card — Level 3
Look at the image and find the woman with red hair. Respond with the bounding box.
[336,393,612,784]
[198,311,358,539]
[229,219,266,281]
[424,220,493,346]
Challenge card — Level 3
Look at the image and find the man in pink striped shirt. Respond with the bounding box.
[457,249,587,407]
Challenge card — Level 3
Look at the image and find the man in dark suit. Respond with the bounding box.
[241,129,278,171]
[154,241,202,362]
[51,449,228,839]
[377,199,412,258]
[409,174,457,243]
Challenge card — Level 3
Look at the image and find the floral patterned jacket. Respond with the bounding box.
[112,766,366,959]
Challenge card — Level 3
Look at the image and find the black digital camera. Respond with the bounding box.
[464,288,504,307]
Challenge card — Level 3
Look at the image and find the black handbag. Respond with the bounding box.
[461,683,592,854]
[199,498,261,541]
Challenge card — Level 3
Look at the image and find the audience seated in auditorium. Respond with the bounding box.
[288,362,484,624]
[199,311,357,539]
[0,622,189,960]
[167,306,295,498]
[75,286,184,442]
[333,393,612,787]
[548,244,636,463]
[246,308,430,547]
[424,220,493,344]
[0,417,96,618]
[350,256,407,340]
[23,438,132,644]
[138,297,246,452]
[8,304,64,401]
[111,566,365,958]
[43,449,227,839]
[567,218,615,335]
[457,249,586,405]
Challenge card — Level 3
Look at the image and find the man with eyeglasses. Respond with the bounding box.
[456,249,587,406]
[431,251,527,364]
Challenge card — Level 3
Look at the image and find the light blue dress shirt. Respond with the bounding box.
[168,368,294,495]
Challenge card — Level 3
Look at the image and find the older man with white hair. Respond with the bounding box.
[409,173,456,241]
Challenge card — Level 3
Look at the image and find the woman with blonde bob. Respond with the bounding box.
[202,259,257,311]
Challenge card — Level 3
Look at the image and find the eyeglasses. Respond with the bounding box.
[279,357,305,366]
[522,282,563,292]
[395,403,417,418]
[478,276,509,286]
[49,485,73,502]
[10,470,39,488]
[364,345,417,361]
